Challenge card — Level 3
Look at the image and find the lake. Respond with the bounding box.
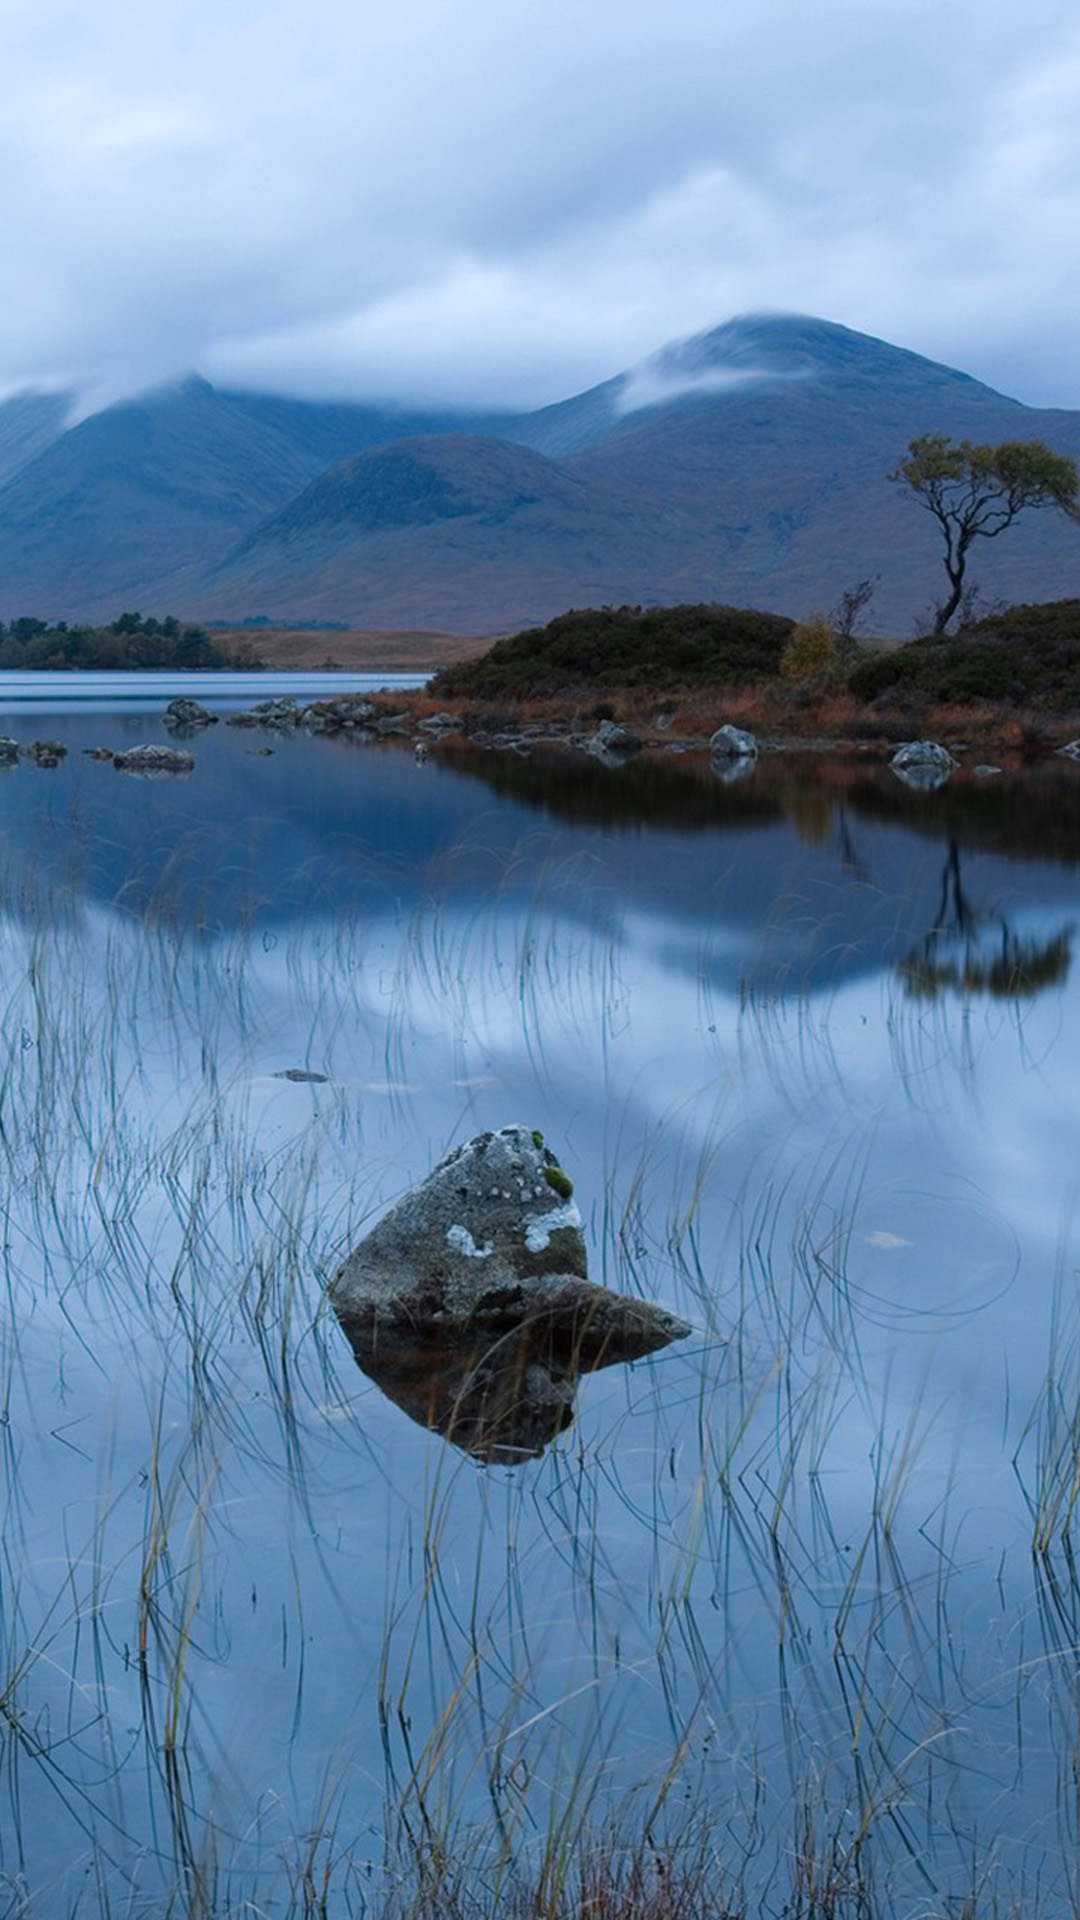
[3,681,1080,1917]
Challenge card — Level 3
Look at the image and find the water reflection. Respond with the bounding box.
[337,1315,667,1462]
[3,716,1080,1913]
[901,840,1074,998]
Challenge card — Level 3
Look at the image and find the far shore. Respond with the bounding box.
[209,622,499,671]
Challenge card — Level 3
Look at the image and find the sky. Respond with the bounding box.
[3,0,1080,415]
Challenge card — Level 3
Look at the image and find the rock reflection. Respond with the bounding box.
[339,1306,665,1463]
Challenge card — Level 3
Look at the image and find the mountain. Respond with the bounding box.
[0,378,515,619]
[200,434,672,630]
[0,390,70,487]
[0,315,1079,634]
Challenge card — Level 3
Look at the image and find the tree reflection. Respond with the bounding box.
[900,840,1074,999]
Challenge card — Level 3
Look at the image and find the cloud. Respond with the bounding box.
[1,0,1079,408]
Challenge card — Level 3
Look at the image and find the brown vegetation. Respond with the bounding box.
[209,623,496,671]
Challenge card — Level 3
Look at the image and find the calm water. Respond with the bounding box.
[3,696,1080,1915]
[0,667,428,714]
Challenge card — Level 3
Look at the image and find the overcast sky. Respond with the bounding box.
[3,0,1080,414]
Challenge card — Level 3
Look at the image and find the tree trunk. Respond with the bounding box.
[933,556,966,635]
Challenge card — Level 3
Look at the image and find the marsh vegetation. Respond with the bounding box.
[2,705,1080,1916]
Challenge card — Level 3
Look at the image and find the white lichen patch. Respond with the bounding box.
[524,1201,582,1253]
[446,1223,494,1259]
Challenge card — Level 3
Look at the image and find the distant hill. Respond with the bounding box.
[199,434,672,631]
[0,314,1078,635]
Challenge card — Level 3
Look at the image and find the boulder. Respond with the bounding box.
[709,724,758,762]
[226,698,299,731]
[163,698,217,731]
[329,1125,690,1463]
[112,744,195,776]
[890,740,958,792]
[299,696,377,733]
[585,719,643,760]
[890,740,958,773]
[1057,740,1080,761]
[0,738,19,765]
[20,740,66,768]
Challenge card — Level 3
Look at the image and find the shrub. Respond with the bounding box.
[431,605,795,701]
[779,613,837,683]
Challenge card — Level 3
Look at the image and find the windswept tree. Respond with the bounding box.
[891,434,1080,634]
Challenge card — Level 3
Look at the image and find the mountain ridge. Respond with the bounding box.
[0,314,1077,636]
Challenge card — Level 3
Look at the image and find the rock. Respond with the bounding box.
[112,744,195,776]
[585,719,643,760]
[419,712,463,736]
[973,764,1002,777]
[372,712,411,735]
[890,740,959,773]
[163,697,217,731]
[709,724,758,762]
[299,696,377,733]
[0,738,19,765]
[226,698,300,731]
[84,746,116,760]
[889,740,958,792]
[20,740,66,768]
[1057,740,1080,761]
[274,1067,329,1083]
[329,1125,690,1463]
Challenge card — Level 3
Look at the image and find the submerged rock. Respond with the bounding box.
[0,738,19,765]
[1057,739,1080,761]
[329,1125,690,1463]
[112,744,195,776]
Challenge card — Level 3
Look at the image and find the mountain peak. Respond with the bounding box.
[619,311,1004,414]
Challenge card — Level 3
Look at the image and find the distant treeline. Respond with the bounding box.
[0,612,263,670]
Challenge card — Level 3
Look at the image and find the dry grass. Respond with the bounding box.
[211,624,498,671]
[382,681,1080,761]
[385,1829,741,1920]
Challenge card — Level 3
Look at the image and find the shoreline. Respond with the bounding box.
[376,681,1080,769]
